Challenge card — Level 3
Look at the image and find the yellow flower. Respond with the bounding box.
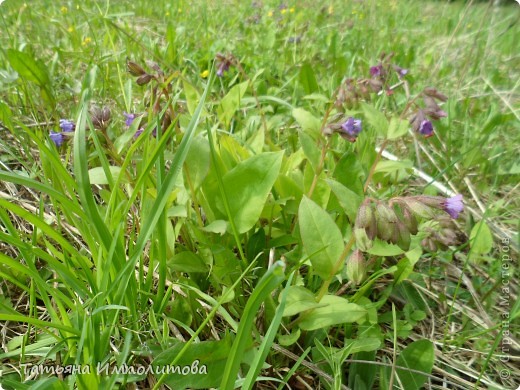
[289,7,295,13]
[82,37,92,46]
[281,8,287,14]
[267,10,273,17]
[165,11,170,16]
[60,6,68,14]
[328,5,334,15]
[200,70,209,78]
[67,26,74,33]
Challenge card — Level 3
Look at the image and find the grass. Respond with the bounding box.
[0,0,518,389]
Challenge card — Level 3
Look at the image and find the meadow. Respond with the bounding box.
[0,0,518,389]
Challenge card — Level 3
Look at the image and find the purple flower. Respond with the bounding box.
[418,120,434,137]
[341,117,362,138]
[442,194,464,219]
[393,65,408,77]
[216,62,230,77]
[49,130,64,147]
[134,128,144,138]
[370,64,383,77]
[59,119,75,133]
[124,112,136,127]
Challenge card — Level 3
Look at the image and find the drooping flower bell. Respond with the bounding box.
[340,117,362,142]
[442,194,464,219]
[49,131,64,147]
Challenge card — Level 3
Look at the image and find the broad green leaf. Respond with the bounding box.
[292,108,321,138]
[298,62,319,94]
[153,338,233,389]
[333,153,365,195]
[349,350,377,390]
[298,196,344,279]
[201,220,228,235]
[168,251,208,273]
[183,80,201,116]
[299,131,320,171]
[394,246,423,284]
[374,160,413,174]
[184,136,210,190]
[283,286,322,317]
[88,166,124,185]
[278,328,301,346]
[361,102,388,137]
[387,117,409,139]
[217,81,249,127]
[299,295,366,331]
[367,239,405,257]
[394,339,434,390]
[217,151,283,234]
[469,220,493,255]
[7,49,55,107]
[326,179,362,222]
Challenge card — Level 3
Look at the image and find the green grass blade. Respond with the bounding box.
[242,270,295,390]
[220,261,286,390]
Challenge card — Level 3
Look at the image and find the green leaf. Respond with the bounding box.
[201,220,228,235]
[469,220,493,255]
[367,239,405,257]
[183,80,201,116]
[299,295,366,331]
[153,338,233,389]
[387,117,409,139]
[394,339,434,390]
[184,136,210,190]
[374,160,413,174]
[88,166,124,185]
[326,179,362,222]
[298,196,344,279]
[278,328,301,346]
[283,286,322,317]
[7,49,55,107]
[168,251,208,273]
[361,103,388,137]
[217,81,249,127]
[292,108,321,138]
[217,151,283,234]
[299,63,319,94]
[299,131,320,171]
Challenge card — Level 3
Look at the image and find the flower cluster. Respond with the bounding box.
[354,194,464,252]
[335,52,408,108]
[90,106,111,131]
[215,53,234,77]
[410,87,448,138]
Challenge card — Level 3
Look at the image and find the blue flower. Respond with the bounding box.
[419,120,434,137]
[134,127,144,138]
[442,194,464,219]
[59,119,75,132]
[216,62,230,77]
[370,64,383,77]
[49,130,64,147]
[124,112,136,127]
[341,117,362,140]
